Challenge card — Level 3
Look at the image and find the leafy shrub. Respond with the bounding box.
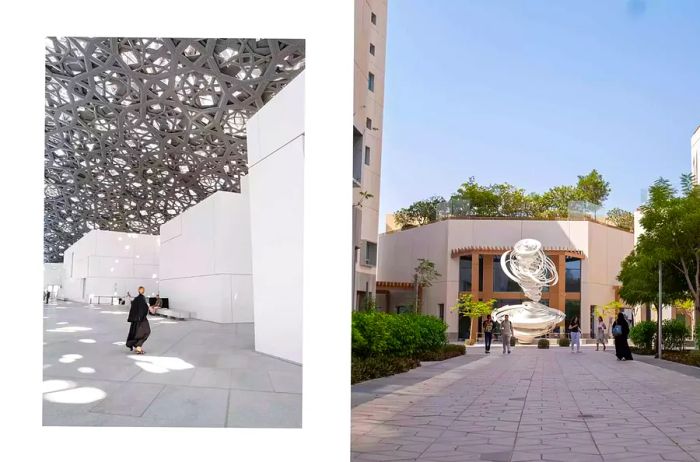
[558,337,570,347]
[351,356,420,384]
[351,311,447,358]
[629,320,657,351]
[537,339,550,349]
[418,343,465,361]
[662,319,691,351]
[658,350,700,368]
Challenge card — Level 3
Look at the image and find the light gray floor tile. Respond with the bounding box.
[227,390,302,428]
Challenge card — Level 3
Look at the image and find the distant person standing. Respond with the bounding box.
[44,290,50,304]
[612,312,633,361]
[126,286,151,354]
[569,317,581,353]
[501,314,513,354]
[595,316,608,351]
[483,314,494,354]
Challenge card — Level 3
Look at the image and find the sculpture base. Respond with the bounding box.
[492,301,565,344]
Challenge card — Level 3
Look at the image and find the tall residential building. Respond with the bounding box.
[353,0,387,309]
[692,125,700,184]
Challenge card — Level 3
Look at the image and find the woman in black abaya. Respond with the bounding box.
[126,286,151,354]
[612,312,633,361]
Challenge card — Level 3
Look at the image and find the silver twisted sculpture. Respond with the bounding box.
[492,239,565,343]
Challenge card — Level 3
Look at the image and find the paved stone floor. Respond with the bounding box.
[43,301,302,427]
[352,346,700,461]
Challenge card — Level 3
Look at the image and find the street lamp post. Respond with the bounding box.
[657,261,662,359]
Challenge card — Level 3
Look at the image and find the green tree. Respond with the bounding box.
[618,175,700,327]
[394,196,445,229]
[413,258,441,314]
[606,208,634,231]
[450,293,496,345]
[537,185,584,219]
[576,169,611,205]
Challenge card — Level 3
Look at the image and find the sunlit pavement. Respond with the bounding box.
[43,301,301,427]
[352,346,700,462]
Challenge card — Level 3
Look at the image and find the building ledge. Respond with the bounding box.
[451,246,586,259]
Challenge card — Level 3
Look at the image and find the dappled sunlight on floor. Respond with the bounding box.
[128,355,195,374]
[42,379,106,404]
[59,354,83,364]
[46,326,92,333]
[79,338,96,343]
[78,367,96,374]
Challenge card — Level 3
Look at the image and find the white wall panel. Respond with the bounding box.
[247,72,304,364]
[158,190,253,323]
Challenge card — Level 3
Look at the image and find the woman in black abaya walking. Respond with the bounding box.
[612,312,633,361]
[126,286,153,354]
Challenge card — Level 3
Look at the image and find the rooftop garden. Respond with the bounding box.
[392,169,634,231]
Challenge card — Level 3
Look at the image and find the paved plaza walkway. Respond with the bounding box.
[43,301,301,427]
[352,346,700,462]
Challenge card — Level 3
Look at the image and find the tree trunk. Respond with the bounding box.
[469,317,478,345]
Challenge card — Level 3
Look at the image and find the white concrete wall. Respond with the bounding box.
[158,188,253,323]
[247,71,304,364]
[44,263,63,287]
[59,230,160,302]
[377,219,634,337]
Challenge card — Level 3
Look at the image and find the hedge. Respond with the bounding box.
[629,321,656,351]
[558,337,570,347]
[352,311,447,358]
[351,356,421,384]
[629,319,691,351]
[537,339,550,349]
[417,343,465,361]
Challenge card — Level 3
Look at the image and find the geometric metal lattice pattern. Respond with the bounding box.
[45,37,305,262]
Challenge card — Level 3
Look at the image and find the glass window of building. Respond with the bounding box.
[493,256,521,292]
[458,256,472,291]
[564,299,581,332]
[439,303,445,321]
[364,146,371,166]
[371,12,377,25]
[369,43,375,55]
[364,241,377,266]
[565,257,581,292]
[368,72,375,92]
[366,117,372,129]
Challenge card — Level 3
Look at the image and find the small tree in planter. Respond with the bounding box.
[537,338,550,349]
[451,293,496,345]
[595,300,622,326]
[413,258,441,314]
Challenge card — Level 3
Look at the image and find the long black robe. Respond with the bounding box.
[126,294,151,349]
[612,317,633,360]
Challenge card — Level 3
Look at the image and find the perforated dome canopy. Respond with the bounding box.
[44,37,305,262]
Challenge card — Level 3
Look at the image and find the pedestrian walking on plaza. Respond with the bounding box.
[44,290,50,304]
[612,312,633,361]
[483,314,494,353]
[501,314,513,354]
[595,316,608,351]
[569,316,581,353]
[126,286,152,354]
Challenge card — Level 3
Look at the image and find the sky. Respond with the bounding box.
[379,0,700,230]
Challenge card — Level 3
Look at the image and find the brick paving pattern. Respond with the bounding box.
[352,348,700,461]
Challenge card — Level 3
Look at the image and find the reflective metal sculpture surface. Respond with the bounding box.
[45,37,305,262]
[491,239,566,343]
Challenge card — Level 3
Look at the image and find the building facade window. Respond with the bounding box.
[565,257,581,292]
[371,12,377,25]
[439,303,445,321]
[366,117,372,129]
[369,43,375,55]
[492,256,521,292]
[368,72,375,92]
[353,127,363,184]
[564,299,581,332]
[364,241,377,266]
[364,146,371,166]
[459,257,472,291]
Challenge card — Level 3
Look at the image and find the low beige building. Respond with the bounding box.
[376,218,634,341]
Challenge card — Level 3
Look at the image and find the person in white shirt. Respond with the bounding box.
[501,314,513,354]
